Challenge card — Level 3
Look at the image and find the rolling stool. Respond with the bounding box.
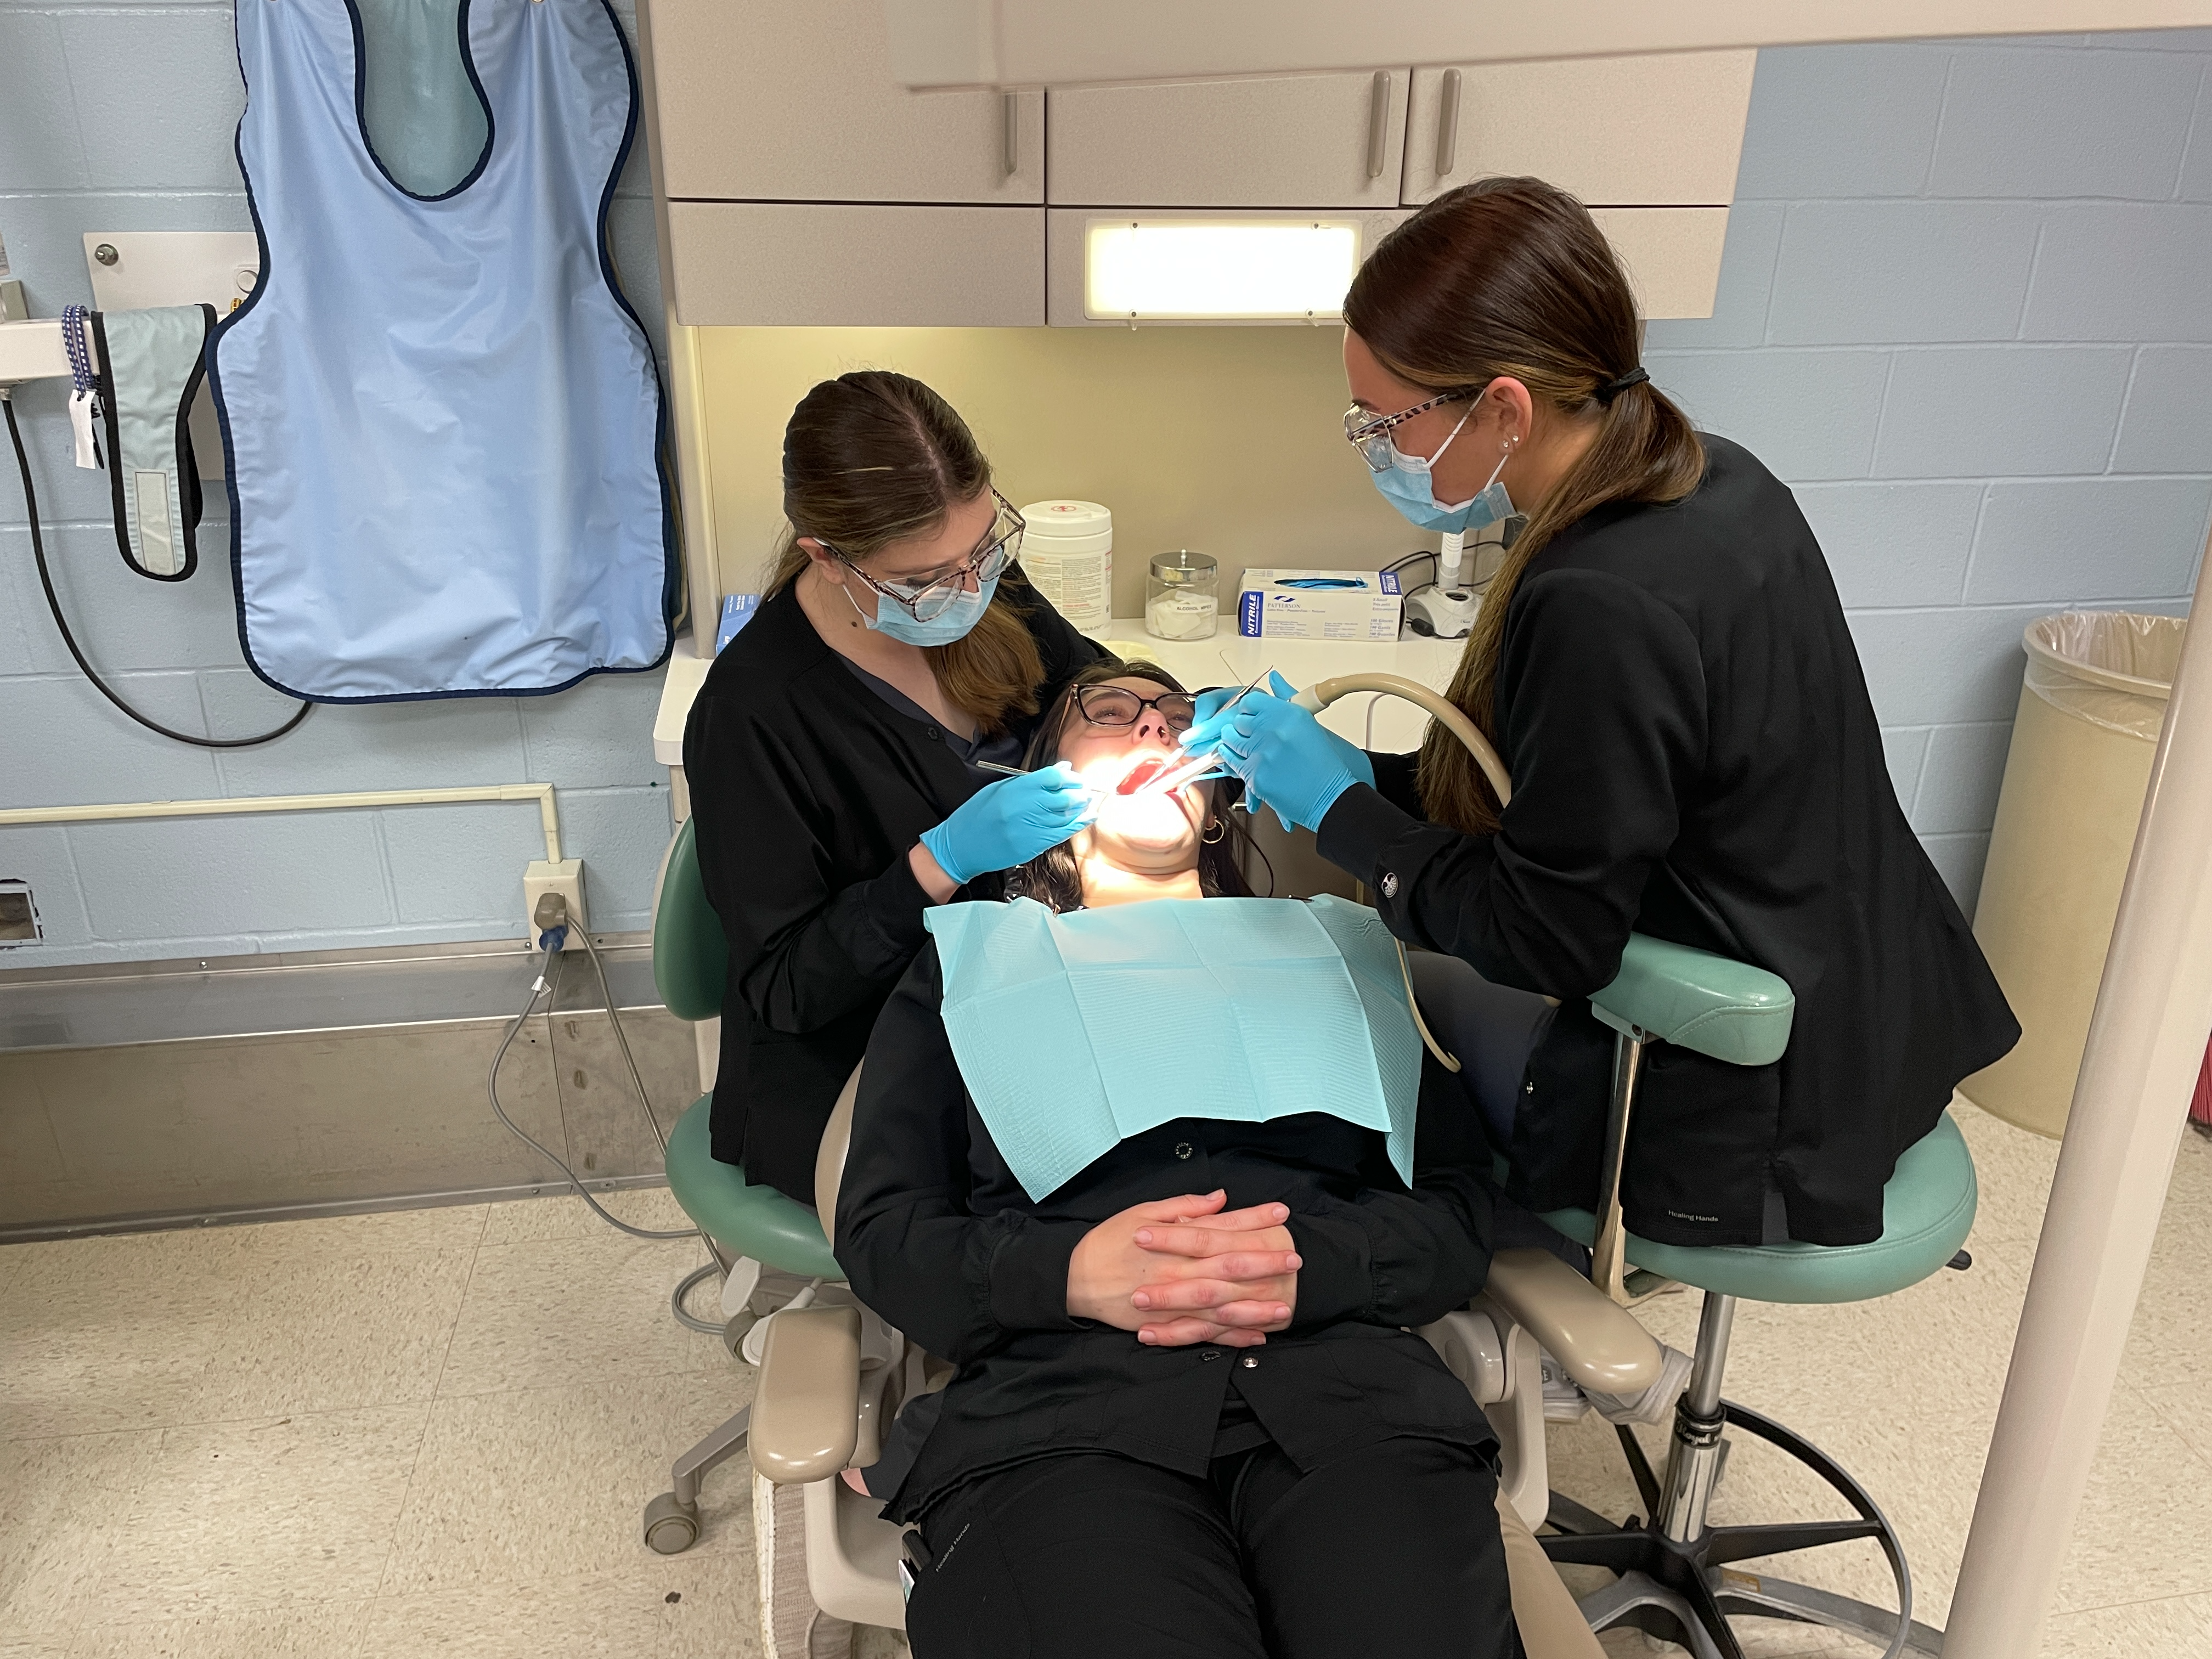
[641,816,843,1555]
[1540,935,1977,1659]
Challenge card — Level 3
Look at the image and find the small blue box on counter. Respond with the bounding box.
[715,592,760,654]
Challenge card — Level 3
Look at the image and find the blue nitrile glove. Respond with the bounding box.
[918,761,1097,887]
[1184,672,1374,833]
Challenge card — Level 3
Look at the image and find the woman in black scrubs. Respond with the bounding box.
[1185,177,2018,1259]
[682,371,1104,1202]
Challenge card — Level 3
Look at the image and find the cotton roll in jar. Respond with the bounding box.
[1145,550,1219,642]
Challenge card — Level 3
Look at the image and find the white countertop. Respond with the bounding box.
[652,632,712,767]
[651,621,1472,769]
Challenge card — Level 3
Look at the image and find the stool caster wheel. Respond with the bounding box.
[643,1491,701,1554]
[723,1310,759,1358]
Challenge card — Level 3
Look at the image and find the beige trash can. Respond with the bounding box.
[1958,612,2188,1138]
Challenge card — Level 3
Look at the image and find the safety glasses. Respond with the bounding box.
[826,490,1027,622]
[1342,387,1485,473]
[1075,685,1197,732]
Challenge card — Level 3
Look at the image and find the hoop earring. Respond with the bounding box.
[1201,817,1226,845]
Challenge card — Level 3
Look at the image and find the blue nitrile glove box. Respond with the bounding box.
[715,592,760,654]
[1235,569,1402,640]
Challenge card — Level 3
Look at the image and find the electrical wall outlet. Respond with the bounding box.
[523,859,587,950]
[0,879,41,946]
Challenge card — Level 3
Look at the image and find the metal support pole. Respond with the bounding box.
[1946,564,2212,1659]
[1658,1291,1736,1544]
[1592,1031,1646,1304]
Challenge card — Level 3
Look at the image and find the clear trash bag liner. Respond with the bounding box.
[2023,611,2187,742]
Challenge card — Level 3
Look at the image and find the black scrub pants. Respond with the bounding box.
[901,1436,1523,1659]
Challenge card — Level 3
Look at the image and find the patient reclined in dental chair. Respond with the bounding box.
[770,660,1657,1659]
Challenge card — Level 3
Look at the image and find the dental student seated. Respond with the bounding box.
[835,661,1521,1659]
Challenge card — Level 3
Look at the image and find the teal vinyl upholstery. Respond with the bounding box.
[1590,934,1795,1068]
[653,817,727,1023]
[653,818,840,1281]
[1543,1113,1977,1305]
[665,1094,842,1281]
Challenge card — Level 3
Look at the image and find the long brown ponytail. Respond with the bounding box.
[1343,177,1706,834]
[766,370,1045,735]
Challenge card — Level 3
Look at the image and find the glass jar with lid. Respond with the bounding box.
[1144,550,1219,641]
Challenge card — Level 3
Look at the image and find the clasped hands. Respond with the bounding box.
[1066,1189,1298,1349]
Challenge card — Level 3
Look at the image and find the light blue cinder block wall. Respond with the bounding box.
[1644,30,2212,908]
[0,0,673,966]
[3,20,2209,964]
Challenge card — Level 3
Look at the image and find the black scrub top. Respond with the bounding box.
[835,940,1500,1524]
[681,571,1104,1201]
[1318,435,2018,1248]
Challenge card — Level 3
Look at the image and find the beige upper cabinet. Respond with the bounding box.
[1401,52,1756,207]
[1046,71,1410,208]
[646,0,1043,204]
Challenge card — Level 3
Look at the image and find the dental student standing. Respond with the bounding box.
[682,372,1104,1204]
[1184,178,2018,1252]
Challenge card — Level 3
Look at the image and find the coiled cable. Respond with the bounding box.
[2,387,311,748]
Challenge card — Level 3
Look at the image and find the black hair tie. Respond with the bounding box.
[1594,366,1650,406]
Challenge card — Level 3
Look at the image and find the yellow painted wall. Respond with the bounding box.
[694,325,1434,617]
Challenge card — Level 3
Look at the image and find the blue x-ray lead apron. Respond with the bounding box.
[212,0,674,702]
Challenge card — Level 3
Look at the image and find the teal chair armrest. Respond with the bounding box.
[1590,934,1794,1068]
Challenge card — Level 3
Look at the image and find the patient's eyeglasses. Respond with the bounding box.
[1075,685,1196,732]
[822,490,1026,623]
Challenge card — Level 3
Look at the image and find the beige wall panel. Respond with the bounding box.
[646,0,1042,202]
[667,202,1046,326]
[1588,206,1730,320]
[695,323,1431,613]
[548,1006,699,1178]
[1402,52,1756,207]
[0,1008,698,1231]
[0,1023,562,1227]
[1047,71,1410,208]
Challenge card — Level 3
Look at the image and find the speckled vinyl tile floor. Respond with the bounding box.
[3,1108,2208,1657]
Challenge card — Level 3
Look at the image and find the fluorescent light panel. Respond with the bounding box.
[1084,219,1361,320]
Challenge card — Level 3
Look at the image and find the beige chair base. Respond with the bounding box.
[805,1476,911,1629]
[755,1474,858,1659]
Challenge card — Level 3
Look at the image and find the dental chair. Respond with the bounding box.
[640,815,1664,1658]
[647,816,1967,1658]
[1547,934,1977,1659]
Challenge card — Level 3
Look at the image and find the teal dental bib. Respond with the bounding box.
[924,894,1421,1201]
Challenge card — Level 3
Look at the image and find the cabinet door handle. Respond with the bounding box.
[1003,92,1018,178]
[1367,70,1390,179]
[1435,68,1462,177]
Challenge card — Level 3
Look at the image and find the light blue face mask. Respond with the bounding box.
[850,572,998,647]
[1372,411,1516,536]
